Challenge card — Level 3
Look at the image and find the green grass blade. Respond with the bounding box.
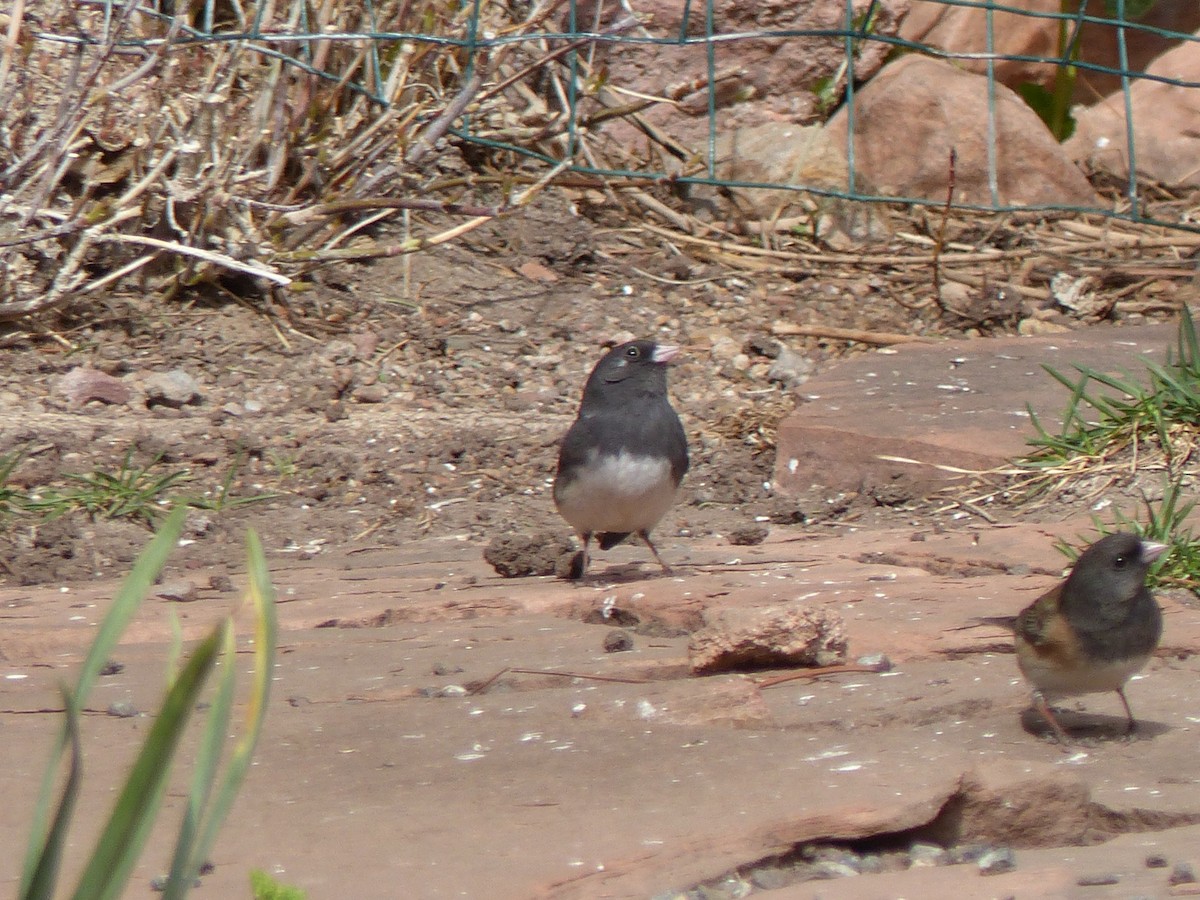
[187,529,278,875]
[20,687,85,900]
[69,625,225,900]
[161,624,238,900]
[77,505,187,700]
[20,505,186,896]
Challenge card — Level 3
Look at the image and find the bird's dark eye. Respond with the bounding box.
[1114,555,1128,568]
[625,346,640,358]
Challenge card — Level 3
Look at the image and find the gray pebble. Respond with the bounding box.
[766,346,814,389]
[749,866,796,890]
[856,652,893,672]
[603,630,634,653]
[144,369,201,407]
[1169,862,1197,885]
[978,847,1016,876]
[1076,873,1119,886]
[949,843,990,865]
[909,842,949,867]
[812,860,859,879]
[107,701,139,718]
[1145,853,1169,868]
[156,579,199,602]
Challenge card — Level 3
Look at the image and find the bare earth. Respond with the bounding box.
[2,198,1200,898]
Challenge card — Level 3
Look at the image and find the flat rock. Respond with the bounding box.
[3,524,1200,897]
[773,321,1175,495]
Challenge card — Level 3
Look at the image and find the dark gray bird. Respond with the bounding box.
[979,532,1166,744]
[553,340,688,578]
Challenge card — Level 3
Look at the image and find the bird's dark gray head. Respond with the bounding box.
[580,340,679,405]
[1063,532,1166,620]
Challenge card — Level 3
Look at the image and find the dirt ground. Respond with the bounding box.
[0,195,1185,589]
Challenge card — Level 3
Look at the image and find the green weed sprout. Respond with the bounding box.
[19,504,278,900]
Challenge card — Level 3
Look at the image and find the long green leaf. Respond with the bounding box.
[20,505,187,897]
[70,625,224,900]
[186,530,278,877]
[20,687,84,900]
[161,624,237,900]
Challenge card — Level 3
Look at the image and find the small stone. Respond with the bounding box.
[208,574,234,593]
[855,652,893,672]
[812,860,859,879]
[728,524,768,546]
[766,346,814,389]
[107,701,139,718]
[99,659,124,676]
[978,847,1016,876]
[908,842,949,867]
[156,579,199,602]
[144,369,201,407]
[603,630,634,653]
[1170,863,1198,886]
[484,532,576,578]
[243,398,265,414]
[56,367,132,406]
[352,383,389,404]
[1076,873,1120,886]
[689,603,847,675]
[857,854,888,875]
[948,843,989,865]
[749,866,796,890]
[1147,854,1170,869]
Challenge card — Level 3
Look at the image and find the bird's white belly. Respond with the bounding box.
[1019,651,1149,698]
[556,451,679,535]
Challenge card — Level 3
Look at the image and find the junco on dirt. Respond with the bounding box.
[979,532,1166,744]
[553,340,688,578]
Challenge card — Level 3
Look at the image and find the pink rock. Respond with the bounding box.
[1067,31,1200,187]
[688,603,847,674]
[900,0,1200,99]
[55,366,131,406]
[824,55,1098,206]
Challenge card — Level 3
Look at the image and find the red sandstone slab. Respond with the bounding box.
[773,323,1177,494]
[3,524,1200,898]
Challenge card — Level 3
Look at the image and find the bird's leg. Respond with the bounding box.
[568,532,591,580]
[1032,690,1073,746]
[638,530,672,574]
[1115,687,1138,736]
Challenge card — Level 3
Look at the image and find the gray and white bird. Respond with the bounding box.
[553,340,689,578]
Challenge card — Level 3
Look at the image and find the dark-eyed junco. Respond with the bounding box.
[979,532,1166,744]
[553,340,689,578]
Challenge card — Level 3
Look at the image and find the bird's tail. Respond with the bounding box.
[597,532,631,550]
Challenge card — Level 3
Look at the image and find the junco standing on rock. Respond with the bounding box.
[979,532,1166,744]
[554,340,689,578]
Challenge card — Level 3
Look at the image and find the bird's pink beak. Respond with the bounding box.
[653,344,681,364]
[1142,541,1168,563]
